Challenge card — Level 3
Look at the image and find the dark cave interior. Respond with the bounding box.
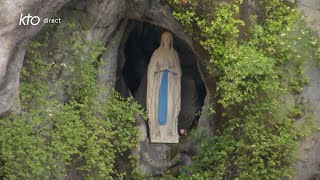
[117,20,206,130]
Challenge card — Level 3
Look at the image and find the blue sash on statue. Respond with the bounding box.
[158,69,169,125]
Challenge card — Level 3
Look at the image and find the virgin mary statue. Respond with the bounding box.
[146,31,182,143]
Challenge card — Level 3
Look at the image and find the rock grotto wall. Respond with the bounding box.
[1,0,320,178]
[294,1,320,179]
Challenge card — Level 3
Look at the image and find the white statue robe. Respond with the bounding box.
[146,36,182,143]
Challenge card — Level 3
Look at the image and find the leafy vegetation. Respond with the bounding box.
[0,1,319,179]
[0,20,145,179]
[168,0,319,179]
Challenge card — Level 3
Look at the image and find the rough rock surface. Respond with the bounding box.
[295,1,320,179]
[0,0,71,116]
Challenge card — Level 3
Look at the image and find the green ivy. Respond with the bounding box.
[168,0,318,179]
[0,19,146,179]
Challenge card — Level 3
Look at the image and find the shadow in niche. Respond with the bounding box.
[117,20,206,133]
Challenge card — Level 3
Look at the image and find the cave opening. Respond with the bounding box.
[117,20,206,131]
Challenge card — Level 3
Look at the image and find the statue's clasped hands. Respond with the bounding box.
[159,68,176,75]
[161,64,177,75]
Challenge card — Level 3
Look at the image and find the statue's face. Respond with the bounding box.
[162,34,171,48]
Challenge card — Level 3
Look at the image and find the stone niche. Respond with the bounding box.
[117,20,206,133]
[115,20,207,175]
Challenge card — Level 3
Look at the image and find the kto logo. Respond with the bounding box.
[19,13,61,25]
[19,13,40,26]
